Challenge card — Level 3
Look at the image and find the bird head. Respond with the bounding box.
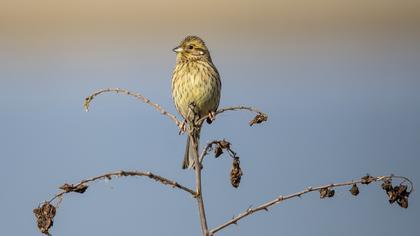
[173,36,211,62]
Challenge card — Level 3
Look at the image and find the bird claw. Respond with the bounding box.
[206,111,216,124]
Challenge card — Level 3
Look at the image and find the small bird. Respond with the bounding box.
[171,36,221,169]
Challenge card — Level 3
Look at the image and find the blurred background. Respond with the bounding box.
[1,0,419,235]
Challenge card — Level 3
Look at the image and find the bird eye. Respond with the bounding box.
[188,45,194,50]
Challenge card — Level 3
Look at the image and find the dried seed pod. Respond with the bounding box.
[219,140,231,149]
[387,189,398,204]
[381,179,393,192]
[59,183,72,192]
[320,188,328,198]
[74,184,88,193]
[214,145,223,158]
[320,187,335,198]
[230,159,243,188]
[385,183,411,208]
[361,174,375,185]
[59,183,88,194]
[396,184,409,197]
[349,184,359,196]
[397,196,409,208]
[249,113,268,126]
[327,189,335,197]
[33,202,56,235]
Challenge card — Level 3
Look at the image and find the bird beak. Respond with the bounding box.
[173,46,183,53]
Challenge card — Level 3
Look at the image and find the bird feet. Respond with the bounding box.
[206,111,216,124]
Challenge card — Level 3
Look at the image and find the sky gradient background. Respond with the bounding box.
[1,1,419,235]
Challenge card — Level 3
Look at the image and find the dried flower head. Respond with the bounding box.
[33,202,56,235]
[382,178,411,209]
[230,159,243,188]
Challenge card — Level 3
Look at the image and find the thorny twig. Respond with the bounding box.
[83,88,183,129]
[35,170,196,235]
[48,170,196,205]
[198,106,268,125]
[84,88,268,133]
[209,175,413,235]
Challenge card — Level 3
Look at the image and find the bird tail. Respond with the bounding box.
[182,132,200,169]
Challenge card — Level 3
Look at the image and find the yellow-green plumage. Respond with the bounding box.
[171,36,221,169]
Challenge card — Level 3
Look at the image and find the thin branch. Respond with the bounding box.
[48,170,195,204]
[216,105,264,115]
[35,170,196,235]
[209,175,413,235]
[83,88,183,128]
[84,88,268,134]
[190,130,210,235]
[198,105,268,125]
[199,140,221,163]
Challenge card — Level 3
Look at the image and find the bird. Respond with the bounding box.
[171,36,221,169]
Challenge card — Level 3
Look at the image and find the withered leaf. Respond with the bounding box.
[249,113,268,126]
[74,184,88,193]
[214,145,223,158]
[327,189,335,197]
[320,188,334,198]
[396,184,409,197]
[387,189,398,204]
[397,196,409,208]
[219,140,231,149]
[59,183,88,194]
[381,179,393,192]
[320,188,328,198]
[361,175,375,185]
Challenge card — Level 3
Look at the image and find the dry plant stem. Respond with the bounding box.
[199,140,221,163]
[209,175,403,235]
[48,170,195,204]
[82,88,267,236]
[84,88,265,133]
[36,88,413,236]
[191,131,210,236]
[84,88,182,128]
[198,106,266,124]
